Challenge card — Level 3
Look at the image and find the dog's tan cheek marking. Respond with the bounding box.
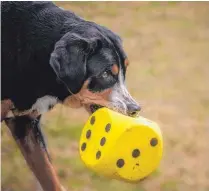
[63,80,90,108]
[63,79,113,109]
[80,87,113,108]
[63,95,82,108]
[111,64,119,75]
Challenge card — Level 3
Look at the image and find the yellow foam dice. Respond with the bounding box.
[79,108,163,182]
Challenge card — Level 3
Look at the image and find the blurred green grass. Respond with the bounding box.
[2,2,209,191]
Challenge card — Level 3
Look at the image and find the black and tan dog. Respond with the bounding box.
[1,2,140,190]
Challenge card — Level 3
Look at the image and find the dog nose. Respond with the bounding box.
[127,104,141,117]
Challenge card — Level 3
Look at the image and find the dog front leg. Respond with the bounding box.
[5,115,64,191]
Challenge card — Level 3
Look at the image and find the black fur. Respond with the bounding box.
[1,3,141,188]
[2,1,127,111]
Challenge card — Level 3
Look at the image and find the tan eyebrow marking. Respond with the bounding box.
[111,64,119,75]
[124,58,129,67]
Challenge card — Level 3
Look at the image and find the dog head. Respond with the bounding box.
[50,22,141,116]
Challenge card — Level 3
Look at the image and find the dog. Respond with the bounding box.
[1,2,141,191]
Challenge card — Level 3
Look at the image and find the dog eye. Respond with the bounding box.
[101,71,109,78]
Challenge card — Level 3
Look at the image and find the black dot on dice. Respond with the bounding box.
[86,130,91,139]
[90,116,95,125]
[100,137,106,146]
[96,151,101,159]
[150,138,158,147]
[132,149,140,158]
[81,143,86,151]
[105,123,111,132]
[116,159,125,168]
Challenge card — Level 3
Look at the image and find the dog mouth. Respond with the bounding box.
[90,104,103,113]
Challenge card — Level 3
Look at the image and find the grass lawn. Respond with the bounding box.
[2,2,209,191]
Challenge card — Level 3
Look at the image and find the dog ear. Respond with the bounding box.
[50,33,100,94]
